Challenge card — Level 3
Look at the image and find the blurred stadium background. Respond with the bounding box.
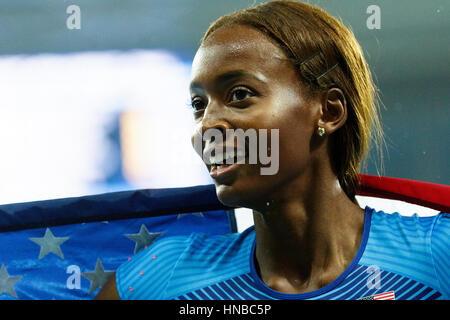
[0,0,448,208]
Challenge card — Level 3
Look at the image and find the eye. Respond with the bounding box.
[190,97,206,112]
[229,87,254,102]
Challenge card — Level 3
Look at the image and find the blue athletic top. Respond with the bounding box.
[115,206,449,300]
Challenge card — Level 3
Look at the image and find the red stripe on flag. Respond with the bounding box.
[373,291,395,300]
[357,174,450,212]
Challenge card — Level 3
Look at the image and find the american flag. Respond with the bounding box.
[0,184,236,300]
[359,291,396,300]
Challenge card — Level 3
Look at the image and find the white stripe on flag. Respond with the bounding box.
[374,291,395,300]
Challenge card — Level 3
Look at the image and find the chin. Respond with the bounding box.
[214,182,261,209]
[214,183,240,207]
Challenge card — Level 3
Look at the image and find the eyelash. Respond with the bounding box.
[189,86,256,114]
[228,87,255,103]
[188,98,205,113]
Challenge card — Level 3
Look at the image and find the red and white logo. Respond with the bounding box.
[358,291,396,300]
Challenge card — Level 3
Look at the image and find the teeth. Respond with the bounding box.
[209,150,245,165]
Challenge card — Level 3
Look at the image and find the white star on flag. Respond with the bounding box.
[29,228,69,259]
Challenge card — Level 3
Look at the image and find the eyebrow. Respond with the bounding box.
[190,69,267,92]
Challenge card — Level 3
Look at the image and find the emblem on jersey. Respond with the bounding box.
[358,291,395,300]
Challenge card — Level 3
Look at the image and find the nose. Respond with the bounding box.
[200,100,232,134]
[191,100,232,158]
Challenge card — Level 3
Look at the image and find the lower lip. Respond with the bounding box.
[209,163,240,179]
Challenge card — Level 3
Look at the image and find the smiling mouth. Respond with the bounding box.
[207,149,247,180]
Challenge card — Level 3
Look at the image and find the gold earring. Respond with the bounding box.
[318,127,326,137]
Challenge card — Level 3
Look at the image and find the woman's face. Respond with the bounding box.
[190,25,322,208]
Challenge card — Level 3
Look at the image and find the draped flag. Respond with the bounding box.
[0,174,448,300]
[0,185,236,300]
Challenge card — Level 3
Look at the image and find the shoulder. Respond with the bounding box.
[430,212,450,237]
[362,207,449,297]
[429,213,450,298]
[181,226,255,263]
[368,207,438,232]
[116,227,255,300]
[365,206,446,252]
[364,207,441,258]
[366,207,445,250]
[115,234,193,299]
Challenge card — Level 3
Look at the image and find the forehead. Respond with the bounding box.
[191,25,291,86]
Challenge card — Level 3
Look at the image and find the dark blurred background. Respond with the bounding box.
[0,0,448,204]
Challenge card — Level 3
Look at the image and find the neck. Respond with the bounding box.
[251,169,365,294]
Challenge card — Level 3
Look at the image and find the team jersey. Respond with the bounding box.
[115,206,449,300]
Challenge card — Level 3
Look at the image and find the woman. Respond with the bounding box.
[96,0,448,300]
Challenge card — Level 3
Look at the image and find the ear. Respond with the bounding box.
[317,88,347,135]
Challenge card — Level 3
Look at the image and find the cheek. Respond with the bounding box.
[236,110,313,189]
[190,125,203,158]
[269,102,314,172]
[273,124,312,183]
[281,115,312,155]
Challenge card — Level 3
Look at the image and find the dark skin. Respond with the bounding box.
[96,24,364,299]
